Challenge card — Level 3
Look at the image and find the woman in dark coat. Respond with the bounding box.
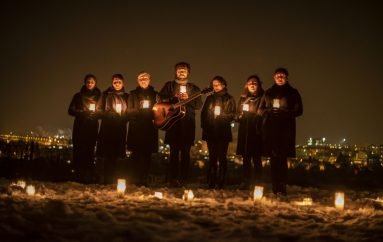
[236,75,264,188]
[127,72,158,186]
[261,67,303,195]
[96,74,129,184]
[68,74,101,183]
[201,76,236,189]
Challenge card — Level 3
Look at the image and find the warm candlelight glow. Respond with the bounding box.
[182,190,194,201]
[26,185,35,196]
[214,106,221,116]
[154,192,163,199]
[253,186,264,201]
[180,85,187,94]
[17,180,26,189]
[116,179,126,194]
[242,103,249,112]
[89,103,96,112]
[293,197,313,206]
[142,100,150,109]
[116,103,122,114]
[335,192,345,210]
[272,99,280,109]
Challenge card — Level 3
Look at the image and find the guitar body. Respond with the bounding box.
[152,102,186,130]
[152,87,213,130]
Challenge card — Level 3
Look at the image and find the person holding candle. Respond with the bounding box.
[235,75,264,189]
[261,67,303,196]
[159,62,202,187]
[127,71,159,187]
[201,76,236,189]
[96,74,129,184]
[68,74,101,184]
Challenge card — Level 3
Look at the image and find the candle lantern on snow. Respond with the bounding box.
[253,186,264,201]
[117,179,126,194]
[26,185,35,196]
[154,192,163,199]
[182,190,194,201]
[334,192,345,210]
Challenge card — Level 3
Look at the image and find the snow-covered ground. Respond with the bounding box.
[1,179,383,242]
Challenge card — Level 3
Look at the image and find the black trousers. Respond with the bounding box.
[131,150,152,186]
[270,155,288,194]
[207,141,229,188]
[73,144,96,183]
[242,153,262,185]
[169,144,191,184]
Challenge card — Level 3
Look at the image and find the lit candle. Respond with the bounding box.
[142,100,150,109]
[253,186,264,201]
[26,185,35,196]
[180,85,187,94]
[182,189,194,201]
[116,103,122,114]
[89,103,96,112]
[334,192,345,210]
[116,179,126,194]
[272,99,280,109]
[17,180,26,189]
[303,197,313,206]
[242,103,249,112]
[214,106,221,116]
[154,192,163,199]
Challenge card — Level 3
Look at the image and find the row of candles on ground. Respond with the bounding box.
[10,179,352,210]
[117,179,348,209]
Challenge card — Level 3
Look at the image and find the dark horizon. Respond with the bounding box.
[1,1,383,145]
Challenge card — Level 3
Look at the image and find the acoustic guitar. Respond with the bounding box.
[152,87,213,130]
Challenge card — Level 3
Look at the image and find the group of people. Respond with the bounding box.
[68,61,303,196]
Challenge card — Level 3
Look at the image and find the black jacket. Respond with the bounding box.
[126,86,158,152]
[96,87,129,158]
[235,90,264,156]
[201,89,236,143]
[159,80,202,146]
[261,82,303,157]
[68,86,101,148]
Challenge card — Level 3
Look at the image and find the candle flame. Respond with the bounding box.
[242,103,249,112]
[182,190,194,201]
[142,100,150,108]
[253,186,264,201]
[154,192,163,199]
[214,106,221,116]
[89,103,96,112]
[117,179,126,194]
[26,185,35,196]
[335,192,345,210]
[116,103,122,113]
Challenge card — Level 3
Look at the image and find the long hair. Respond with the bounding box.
[242,75,263,96]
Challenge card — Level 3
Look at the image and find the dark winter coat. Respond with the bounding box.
[159,81,202,146]
[236,90,264,156]
[126,86,158,153]
[201,89,236,143]
[96,87,129,158]
[261,82,303,157]
[68,86,101,149]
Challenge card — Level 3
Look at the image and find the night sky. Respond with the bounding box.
[1,0,382,145]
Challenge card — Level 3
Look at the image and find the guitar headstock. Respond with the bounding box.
[201,87,214,96]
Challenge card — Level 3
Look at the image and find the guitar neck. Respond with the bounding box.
[173,92,203,108]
